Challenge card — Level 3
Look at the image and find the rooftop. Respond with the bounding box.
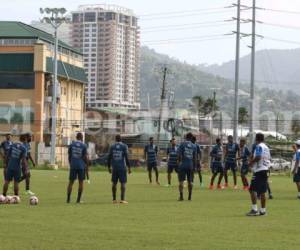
[0,21,81,55]
[76,4,135,16]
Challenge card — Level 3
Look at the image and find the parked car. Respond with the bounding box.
[269,158,292,171]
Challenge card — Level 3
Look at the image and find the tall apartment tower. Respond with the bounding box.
[71,4,140,109]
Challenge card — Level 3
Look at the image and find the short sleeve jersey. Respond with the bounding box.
[68,141,87,170]
[178,141,196,169]
[240,146,250,165]
[1,140,13,157]
[211,144,223,163]
[7,142,26,170]
[167,145,178,167]
[225,143,239,163]
[109,142,129,170]
[144,144,158,164]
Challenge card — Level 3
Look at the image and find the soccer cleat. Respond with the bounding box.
[217,184,224,190]
[246,209,259,216]
[209,185,214,190]
[25,190,35,196]
[120,200,128,204]
[224,183,229,188]
[164,184,170,187]
[233,185,238,190]
[178,197,184,201]
[112,200,118,204]
[156,181,160,185]
[243,186,249,191]
[259,211,266,216]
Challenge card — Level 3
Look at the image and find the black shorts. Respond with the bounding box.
[224,162,237,172]
[147,162,158,171]
[250,170,268,196]
[178,168,194,183]
[211,162,223,174]
[5,168,21,182]
[69,168,86,181]
[111,168,127,184]
[167,165,178,173]
[293,169,300,183]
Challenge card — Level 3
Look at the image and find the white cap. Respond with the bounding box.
[295,140,300,146]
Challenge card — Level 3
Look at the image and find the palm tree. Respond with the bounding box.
[192,96,204,131]
[238,107,249,137]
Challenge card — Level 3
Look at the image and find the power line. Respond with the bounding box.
[261,8,300,15]
[143,37,234,45]
[140,9,234,21]
[139,6,229,17]
[261,22,300,31]
[142,23,233,33]
[141,20,227,30]
[264,36,300,45]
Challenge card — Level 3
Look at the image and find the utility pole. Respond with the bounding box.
[40,8,68,166]
[233,0,241,142]
[249,0,256,145]
[157,67,168,147]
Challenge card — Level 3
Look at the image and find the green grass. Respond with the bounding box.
[1,170,300,250]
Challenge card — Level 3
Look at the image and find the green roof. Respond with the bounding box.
[0,21,81,55]
[46,57,87,84]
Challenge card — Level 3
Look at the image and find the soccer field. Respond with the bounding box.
[1,170,300,250]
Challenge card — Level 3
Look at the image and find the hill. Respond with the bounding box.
[140,46,300,114]
[199,48,300,93]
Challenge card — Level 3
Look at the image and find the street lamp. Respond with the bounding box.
[40,7,68,166]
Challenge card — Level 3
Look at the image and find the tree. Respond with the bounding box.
[192,96,204,131]
[291,114,300,136]
[10,113,23,124]
[238,107,249,137]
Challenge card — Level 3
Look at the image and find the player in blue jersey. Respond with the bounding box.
[209,138,224,189]
[19,133,35,195]
[192,136,203,187]
[108,135,131,204]
[144,137,160,185]
[177,133,197,201]
[238,138,251,190]
[2,134,26,197]
[67,132,89,203]
[0,133,13,178]
[292,140,300,199]
[224,135,240,189]
[166,137,178,186]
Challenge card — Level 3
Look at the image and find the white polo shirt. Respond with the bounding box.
[252,142,271,173]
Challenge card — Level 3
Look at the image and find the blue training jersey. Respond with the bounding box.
[210,144,223,163]
[1,140,13,157]
[68,141,87,170]
[144,144,158,164]
[7,142,26,170]
[178,141,196,169]
[167,145,178,167]
[240,146,250,165]
[108,142,129,170]
[225,143,239,163]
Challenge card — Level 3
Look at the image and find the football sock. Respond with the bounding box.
[252,204,258,211]
[121,185,125,201]
[112,185,117,200]
[67,192,71,203]
[260,208,266,213]
[76,190,82,203]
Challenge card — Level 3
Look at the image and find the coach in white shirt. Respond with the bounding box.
[246,133,271,216]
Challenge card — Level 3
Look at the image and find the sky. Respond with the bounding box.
[1,0,300,65]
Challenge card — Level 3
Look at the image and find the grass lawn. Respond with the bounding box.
[1,170,300,250]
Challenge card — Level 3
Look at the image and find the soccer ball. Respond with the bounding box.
[29,196,38,205]
[0,195,6,204]
[11,196,21,204]
[5,195,13,204]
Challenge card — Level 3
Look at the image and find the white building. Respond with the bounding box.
[71,4,140,110]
